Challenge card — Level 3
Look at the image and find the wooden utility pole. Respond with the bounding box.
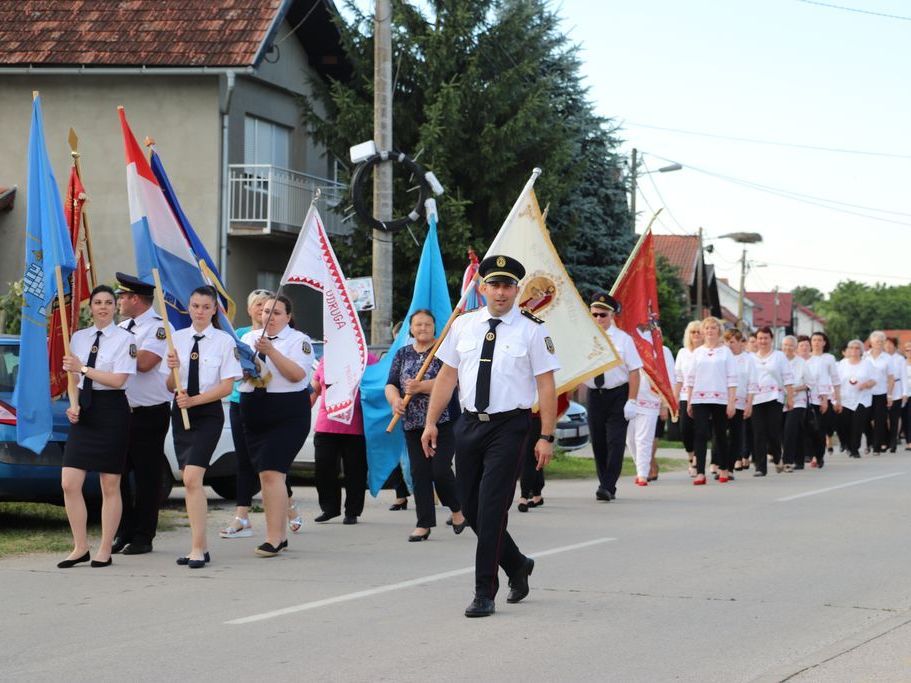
[629,147,638,234]
[371,0,393,344]
[737,247,747,325]
[695,226,704,318]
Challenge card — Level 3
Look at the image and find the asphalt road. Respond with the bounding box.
[1,451,909,682]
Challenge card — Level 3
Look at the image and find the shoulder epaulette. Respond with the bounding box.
[521,309,544,324]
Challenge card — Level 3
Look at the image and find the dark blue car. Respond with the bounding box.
[0,335,101,505]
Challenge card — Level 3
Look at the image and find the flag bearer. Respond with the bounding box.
[422,255,560,618]
[112,273,174,556]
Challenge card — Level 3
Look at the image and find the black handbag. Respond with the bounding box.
[804,390,820,435]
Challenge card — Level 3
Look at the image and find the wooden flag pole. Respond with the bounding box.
[151,268,190,429]
[609,209,661,297]
[67,128,97,290]
[385,272,480,433]
[54,266,79,410]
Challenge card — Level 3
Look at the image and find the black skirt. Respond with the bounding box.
[171,400,224,469]
[63,390,130,474]
[239,389,311,474]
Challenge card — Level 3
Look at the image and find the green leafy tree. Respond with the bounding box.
[791,285,824,309]
[654,255,688,353]
[818,280,911,352]
[301,0,630,322]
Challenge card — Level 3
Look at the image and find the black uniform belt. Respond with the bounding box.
[589,382,629,394]
[131,401,170,412]
[463,407,529,423]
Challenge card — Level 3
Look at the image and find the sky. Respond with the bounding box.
[557,0,910,296]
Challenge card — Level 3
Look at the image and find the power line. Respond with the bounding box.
[640,158,689,233]
[796,0,911,22]
[625,121,911,160]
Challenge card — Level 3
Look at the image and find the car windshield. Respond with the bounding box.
[0,343,19,394]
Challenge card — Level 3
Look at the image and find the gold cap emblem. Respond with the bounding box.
[496,256,506,267]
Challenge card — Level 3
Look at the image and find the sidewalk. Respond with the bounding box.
[565,442,689,461]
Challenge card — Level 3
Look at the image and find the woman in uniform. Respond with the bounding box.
[239,295,313,556]
[385,309,465,541]
[58,285,136,568]
[674,321,703,477]
[163,286,241,568]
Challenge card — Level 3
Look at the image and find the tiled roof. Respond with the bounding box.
[653,234,699,285]
[747,291,793,328]
[796,303,825,323]
[0,1,284,67]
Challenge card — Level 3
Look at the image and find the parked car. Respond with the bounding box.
[556,400,589,450]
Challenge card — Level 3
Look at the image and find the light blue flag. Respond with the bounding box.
[361,213,453,495]
[13,95,77,454]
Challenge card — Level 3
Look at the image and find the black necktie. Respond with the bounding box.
[79,330,103,411]
[188,334,204,396]
[594,373,605,388]
[475,319,502,413]
[126,319,136,333]
[258,336,278,362]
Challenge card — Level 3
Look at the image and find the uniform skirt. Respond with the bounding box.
[239,389,311,474]
[171,400,224,469]
[63,390,130,474]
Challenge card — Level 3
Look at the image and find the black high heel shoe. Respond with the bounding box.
[57,551,90,569]
[408,529,431,542]
[452,519,468,535]
[389,499,408,511]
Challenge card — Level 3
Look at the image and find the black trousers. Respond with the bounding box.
[693,404,729,474]
[587,384,629,495]
[841,405,868,455]
[314,432,367,517]
[865,394,888,452]
[904,400,911,445]
[385,465,410,500]
[404,423,460,528]
[783,407,806,467]
[727,409,745,464]
[887,400,902,451]
[752,401,783,474]
[678,399,695,452]
[519,416,544,498]
[455,410,531,600]
[118,402,170,545]
[808,404,827,465]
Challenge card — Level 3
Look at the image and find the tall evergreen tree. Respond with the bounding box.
[301,0,631,320]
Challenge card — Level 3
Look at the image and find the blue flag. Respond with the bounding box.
[13,95,77,454]
[361,214,453,495]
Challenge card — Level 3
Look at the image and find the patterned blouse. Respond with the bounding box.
[386,344,454,431]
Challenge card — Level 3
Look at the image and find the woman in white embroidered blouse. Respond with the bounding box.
[674,320,703,477]
[884,336,905,453]
[863,331,894,454]
[749,327,794,477]
[808,332,840,467]
[838,339,876,458]
[723,328,756,473]
[685,317,737,485]
[781,336,809,472]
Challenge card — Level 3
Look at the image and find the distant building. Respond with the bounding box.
[747,290,793,345]
[652,234,721,319]
[793,304,826,337]
[717,277,755,329]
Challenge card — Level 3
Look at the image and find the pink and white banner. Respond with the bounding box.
[281,206,367,424]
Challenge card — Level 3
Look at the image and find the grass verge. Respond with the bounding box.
[547,453,688,480]
[0,502,186,559]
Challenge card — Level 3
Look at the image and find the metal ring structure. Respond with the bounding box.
[350,150,430,233]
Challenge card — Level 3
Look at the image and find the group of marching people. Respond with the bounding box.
[673,318,911,485]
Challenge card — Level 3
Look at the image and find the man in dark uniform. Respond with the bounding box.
[585,292,642,502]
[422,255,560,617]
[112,273,174,555]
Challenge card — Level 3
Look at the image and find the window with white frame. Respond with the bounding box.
[244,115,291,171]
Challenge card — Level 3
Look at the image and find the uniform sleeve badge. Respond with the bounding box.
[156,327,167,340]
[233,347,241,360]
[302,341,312,354]
[544,336,555,354]
[129,343,138,358]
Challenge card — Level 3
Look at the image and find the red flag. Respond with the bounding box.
[48,167,90,399]
[611,229,678,418]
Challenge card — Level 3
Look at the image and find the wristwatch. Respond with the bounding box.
[80,365,89,375]
[538,434,555,443]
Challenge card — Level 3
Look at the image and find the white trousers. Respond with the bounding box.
[626,412,658,478]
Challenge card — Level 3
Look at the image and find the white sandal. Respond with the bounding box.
[219,516,253,538]
[288,504,303,534]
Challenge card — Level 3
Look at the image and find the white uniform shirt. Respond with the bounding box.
[752,350,794,405]
[436,305,560,413]
[838,358,875,410]
[787,355,810,410]
[159,324,242,393]
[685,344,737,405]
[119,307,174,407]
[70,323,136,390]
[583,324,643,390]
[889,352,904,401]
[674,347,696,401]
[806,353,839,406]
[632,343,675,415]
[238,325,314,393]
[731,352,758,411]
[864,351,892,395]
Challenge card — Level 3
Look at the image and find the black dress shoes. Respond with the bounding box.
[452,519,468,535]
[464,596,495,618]
[528,498,544,508]
[517,500,529,513]
[57,551,90,569]
[596,488,612,502]
[91,558,112,568]
[122,542,153,555]
[407,529,431,542]
[177,551,210,566]
[314,512,339,523]
[507,557,535,604]
[388,499,408,511]
[111,537,128,554]
[343,516,358,525]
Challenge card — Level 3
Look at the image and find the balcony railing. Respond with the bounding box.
[228,164,347,236]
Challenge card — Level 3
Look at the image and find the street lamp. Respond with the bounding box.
[719,232,763,328]
[629,148,682,233]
